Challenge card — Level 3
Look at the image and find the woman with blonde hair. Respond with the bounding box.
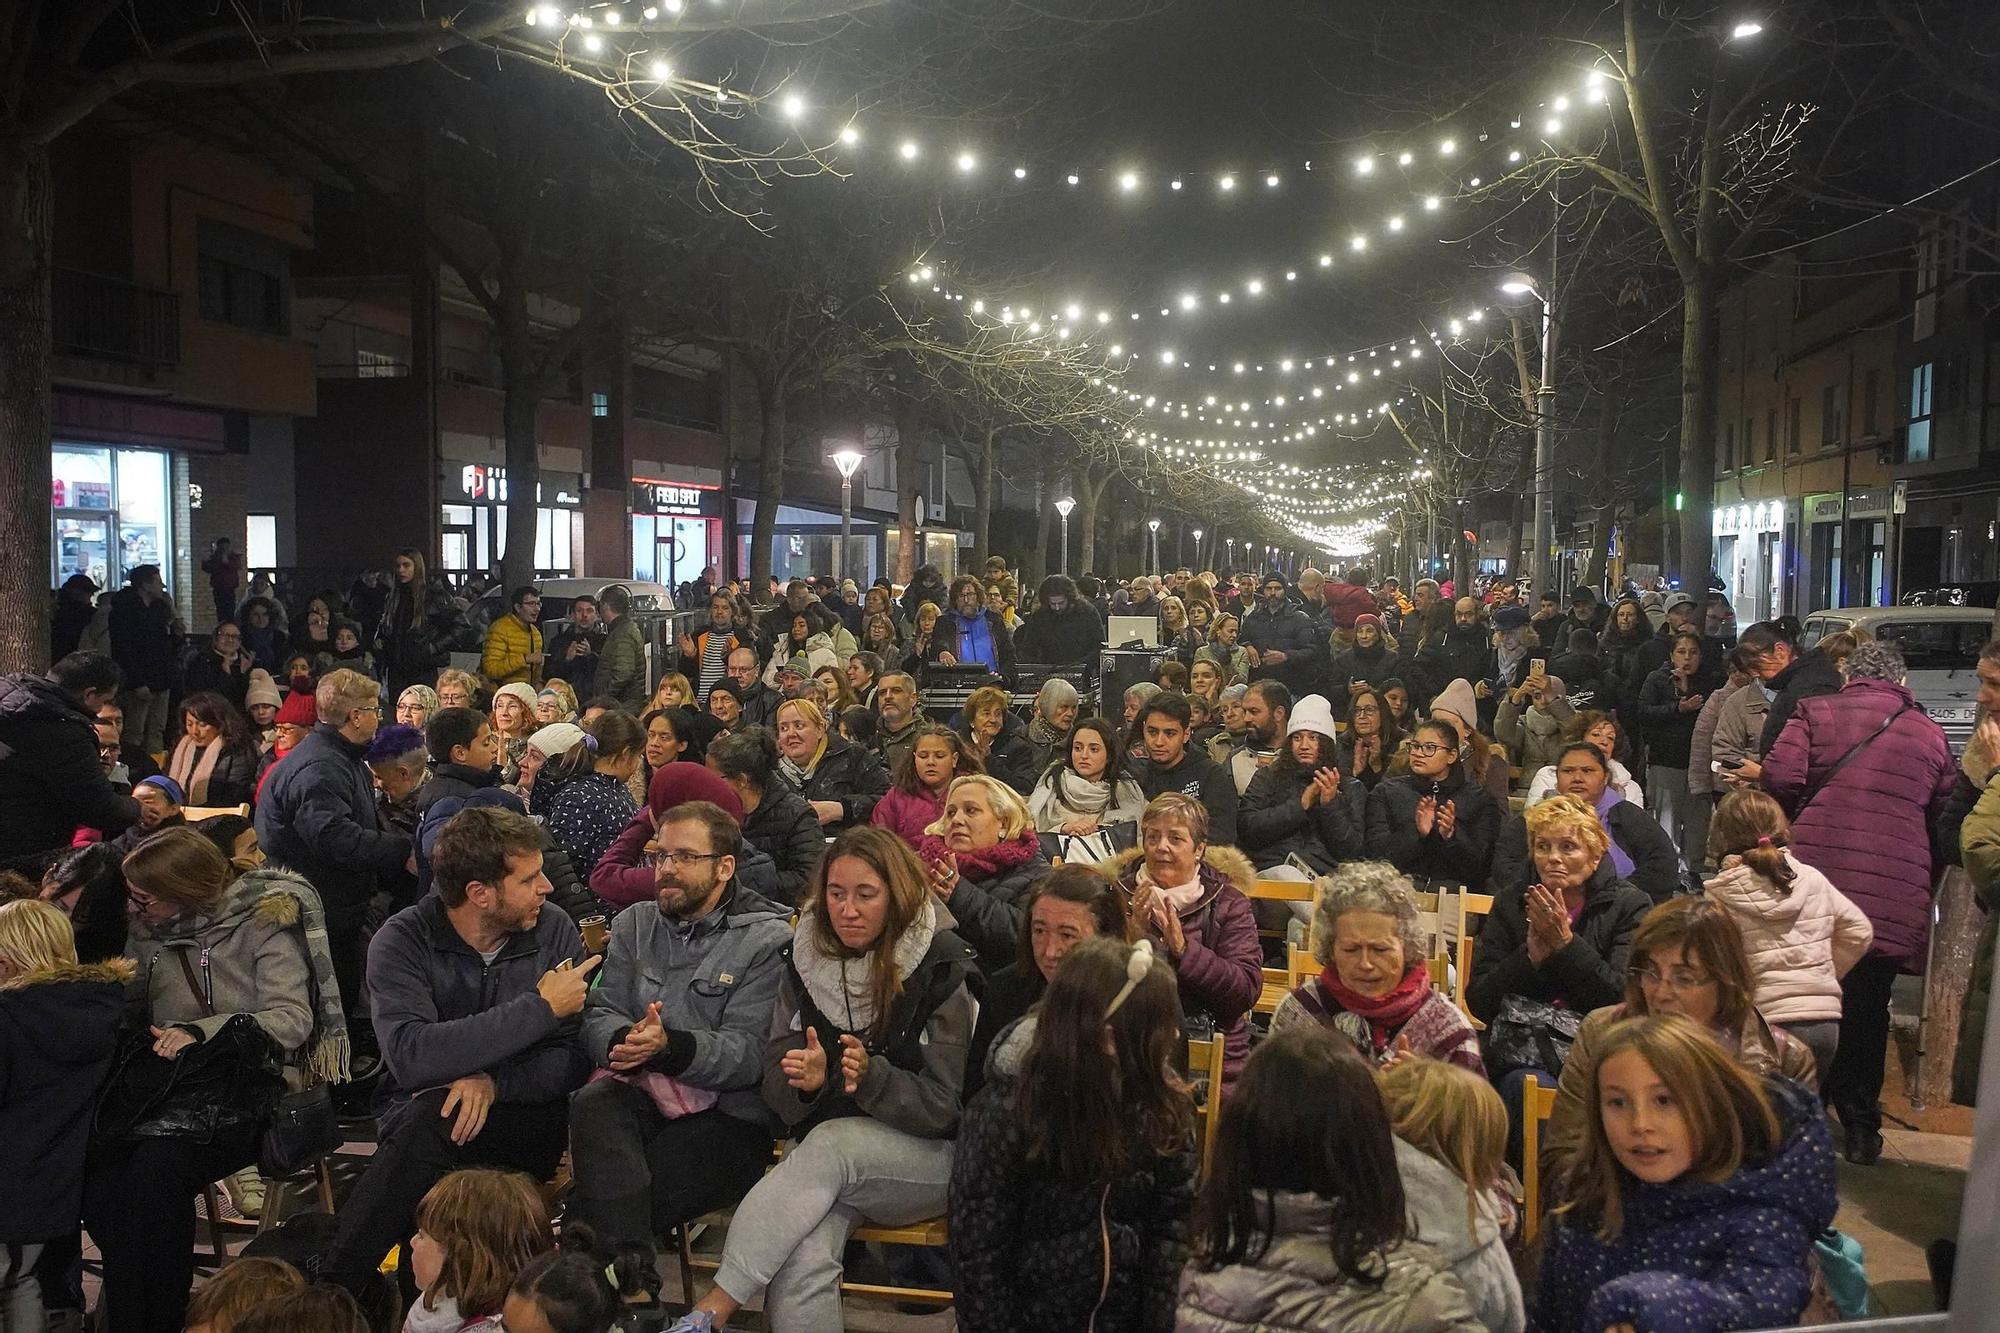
[434,667,480,711]
[489,682,539,784]
[901,600,949,676]
[646,672,694,713]
[773,696,891,831]
[1533,1015,1836,1333]
[1,900,134,1333]
[1159,595,1203,667]
[917,774,1050,973]
[664,827,979,1333]
[406,1168,553,1333]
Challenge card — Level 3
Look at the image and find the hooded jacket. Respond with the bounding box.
[1395,1139,1525,1333]
[1531,1076,1838,1333]
[1364,771,1502,890]
[1176,1194,1483,1333]
[1704,851,1873,1024]
[1239,598,1323,698]
[1761,677,1959,970]
[1014,600,1105,667]
[0,672,140,867]
[0,958,133,1241]
[1465,859,1653,1024]
[1136,746,1240,847]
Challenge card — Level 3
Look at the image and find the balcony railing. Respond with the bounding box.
[52,268,181,368]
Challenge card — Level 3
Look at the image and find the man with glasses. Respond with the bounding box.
[727,646,779,728]
[482,586,546,688]
[1488,742,1682,903]
[567,800,791,1277]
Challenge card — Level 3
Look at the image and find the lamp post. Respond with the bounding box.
[1500,274,1558,597]
[830,449,864,583]
[1192,527,1204,571]
[1054,496,1075,575]
[1226,536,1236,569]
[1147,517,1161,574]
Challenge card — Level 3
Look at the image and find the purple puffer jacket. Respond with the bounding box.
[1761,677,1957,971]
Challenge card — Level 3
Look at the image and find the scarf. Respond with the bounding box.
[1053,767,1116,816]
[1321,963,1432,1054]
[1029,713,1069,751]
[917,829,1039,882]
[1592,787,1637,879]
[168,736,227,806]
[792,897,938,1033]
[778,734,830,790]
[154,868,350,1084]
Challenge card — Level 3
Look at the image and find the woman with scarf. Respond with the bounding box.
[1326,613,1404,715]
[1271,862,1481,1072]
[166,691,261,810]
[87,827,346,1333]
[236,597,290,676]
[773,697,890,831]
[916,775,1050,975]
[1027,718,1149,866]
[662,828,978,1333]
[1366,718,1502,892]
[1021,678,1080,777]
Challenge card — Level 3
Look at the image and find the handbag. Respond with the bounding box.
[1482,995,1584,1079]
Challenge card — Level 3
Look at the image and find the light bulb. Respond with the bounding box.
[1012,165,1027,179]
[1266,173,1281,188]
[1179,294,1198,311]
[956,151,976,172]
[1350,234,1368,251]
[1355,156,1375,175]
[1066,173,1079,186]
[1387,216,1404,231]
[899,140,919,160]
[603,8,620,22]
[1218,174,1236,191]
[1544,117,1561,134]
[1119,170,1140,191]
[1440,137,1456,154]
[1160,349,1177,365]
[971,299,984,313]
[1246,279,1263,295]
[1397,151,1413,166]
[839,124,859,145]
[1318,253,1333,267]
[781,93,805,119]
[649,58,670,79]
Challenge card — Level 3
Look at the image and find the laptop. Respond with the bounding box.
[1107,615,1160,648]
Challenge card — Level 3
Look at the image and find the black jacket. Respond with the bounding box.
[107,585,177,691]
[743,784,826,905]
[1760,647,1846,755]
[1238,766,1366,873]
[946,845,1056,974]
[958,712,1037,795]
[735,680,782,730]
[0,961,130,1242]
[787,735,890,828]
[0,673,139,869]
[1490,799,1684,904]
[1547,649,1609,710]
[949,1077,1196,1333]
[544,623,602,699]
[1465,858,1653,1023]
[1326,643,1404,705]
[1412,626,1496,704]
[1597,628,1655,717]
[1363,771,1501,889]
[1635,666,1702,768]
[1136,749,1239,847]
[373,576,464,695]
[1238,600,1322,698]
[940,608,1018,686]
[1634,626,1726,688]
[255,724,412,918]
[1014,602,1104,668]
[181,648,254,710]
[962,961,1041,1102]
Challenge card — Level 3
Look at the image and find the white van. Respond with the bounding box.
[1798,606,1994,755]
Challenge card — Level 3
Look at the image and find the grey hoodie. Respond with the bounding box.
[1394,1138,1524,1333]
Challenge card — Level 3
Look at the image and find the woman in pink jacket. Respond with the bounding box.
[1704,790,1873,1087]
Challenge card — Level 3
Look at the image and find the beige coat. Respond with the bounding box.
[125,880,316,1061]
[1704,852,1872,1024]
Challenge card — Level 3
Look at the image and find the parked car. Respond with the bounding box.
[1901,582,2000,610]
[1799,606,1995,755]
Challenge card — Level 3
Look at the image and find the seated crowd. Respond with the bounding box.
[3,555,1994,1333]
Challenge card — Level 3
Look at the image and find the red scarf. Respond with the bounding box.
[917,830,1039,880]
[1319,964,1432,1054]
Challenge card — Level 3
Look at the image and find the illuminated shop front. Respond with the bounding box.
[438,463,581,576]
[630,478,724,590]
[52,444,174,590]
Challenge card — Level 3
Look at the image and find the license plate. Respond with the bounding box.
[1931,707,1978,725]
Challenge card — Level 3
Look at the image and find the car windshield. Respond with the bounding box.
[1875,621,1987,673]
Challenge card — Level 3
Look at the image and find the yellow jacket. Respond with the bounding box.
[482,613,543,687]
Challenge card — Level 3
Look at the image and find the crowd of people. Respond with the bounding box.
[5,549,1999,1333]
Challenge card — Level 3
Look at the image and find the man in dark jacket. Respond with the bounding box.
[873,672,928,774]
[322,804,595,1291]
[726,648,780,729]
[544,594,603,700]
[1489,743,1684,902]
[1014,574,1104,668]
[900,564,949,622]
[416,707,504,810]
[1239,571,1322,701]
[1739,619,1846,757]
[1133,694,1238,846]
[1412,598,1497,706]
[1548,626,1611,711]
[107,563,179,754]
[0,653,138,872]
[567,800,791,1266]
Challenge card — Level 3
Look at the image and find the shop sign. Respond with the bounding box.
[1807,488,1889,521]
[631,478,721,517]
[446,464,582,506]
[52,479,113,510]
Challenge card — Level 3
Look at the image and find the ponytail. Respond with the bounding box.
[1708,790,1797,893]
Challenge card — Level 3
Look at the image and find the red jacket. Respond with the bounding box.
[1324,581,1379,631]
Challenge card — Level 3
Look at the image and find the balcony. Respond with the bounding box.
[52,268,180,369]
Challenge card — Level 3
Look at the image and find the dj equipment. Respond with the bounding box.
[1098,647,1174,715]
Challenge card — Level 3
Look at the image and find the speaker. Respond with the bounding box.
[1098,647,1174,715]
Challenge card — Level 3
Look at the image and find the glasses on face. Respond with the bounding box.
[1351,705,1381,717]
[352,705,382,716]
[648,849,723,870]
[1630,964,1713,991]
[1407,741,1447,756]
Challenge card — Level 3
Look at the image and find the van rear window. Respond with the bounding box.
[1873,621,1987,672]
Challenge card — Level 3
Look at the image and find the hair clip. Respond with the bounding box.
[604,1262,618,1286]
[583,732,599,753]
[1105,939,1155,1019]
[1756,835,1772,846]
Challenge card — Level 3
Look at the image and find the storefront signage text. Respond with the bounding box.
[631,480,720,517]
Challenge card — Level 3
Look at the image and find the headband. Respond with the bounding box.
[1105,940,1155,1019]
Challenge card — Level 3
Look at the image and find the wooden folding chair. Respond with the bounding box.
[183,803,253,822]
[1246,877,1317,944]
[1188,1032,1227,1179]
[1454,892,1494,1025]
[1521,1073,1560,1243]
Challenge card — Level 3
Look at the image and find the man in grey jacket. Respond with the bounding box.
[322,805,597,1290]
[567,801,791,1266]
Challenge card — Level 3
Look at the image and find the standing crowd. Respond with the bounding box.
[5,549,1998,1333]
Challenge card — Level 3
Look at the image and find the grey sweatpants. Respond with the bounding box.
[714,1116,953,1331]
[2,1242,44,1333]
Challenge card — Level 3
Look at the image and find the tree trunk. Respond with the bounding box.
[1916,867,1980,1110]
[1677,277,1721,590]
[1077,471,1106,575]
[748,384,786,594]
[1027,460,1054,589]
[971,423,997,563]
[895,391,924,584]
[1507,492,1527,584]
[0,137,52,674]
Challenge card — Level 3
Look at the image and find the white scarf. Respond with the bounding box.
[792,898,937,1033]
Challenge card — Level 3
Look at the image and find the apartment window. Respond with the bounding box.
[1862,369,1880,437]
[1786,396,1802,455]
[1908,362,1935,462]
[1764,408,1778,463]
[1721,423,1735,472]
[196,220,289,335]
[1820,384,1842,448]
[592,391,610,419]
[630,364,722,431]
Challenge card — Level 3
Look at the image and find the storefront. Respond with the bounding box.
[1800,489,1892,612]
[52,444,176,591]
[439,464,582,576]
[630,478,724,590]
[735,498,890,586]
[1713,499,1786,624]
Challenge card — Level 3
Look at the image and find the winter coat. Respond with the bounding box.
[1758,647,1845,755]
[1014,602,1105,667]
[544,771,639,880]
[108,585,177,691]
[0,959,133,1241]
[0,673,139,868]
[1548,650,1608,710]
[256,724,412,919]
[368,891,590,1109]
[1109,846,1263,1085]
[1531,1076,1837,1333]
[1323,580,1381,632]
[1364,772,1502,890]
[779,735,890,830]
[1465,859,1653,1024]
[1762,677,1958,970]
[1239,764,1366,873]
[1239,601,1323,698]
[1135,747,1240,847]
[948,1077,1196,1333]
[373,576,463,697]
[1489,800,1683,904]
[1597,627,1655,716]
[1328,643,1406,704]
[580,879,793,1129]
[480,612,544,688]
[1177,1192,1483,1333]
[1412,627,1496,707]
[870,784,945,845]
[958,712,1037,795]
[1710,680,1770,768]
[1396,1139,1525,1333]
[1956,767,2000,1105]
[1494,695,1576,788]
[1634,666,1703,768]
[165,736,260,810]
[1705,851,1873,1024]
[537,826,604,925]
[598,614,651,714]
[182,648,254,711]
[942,608,1018,684]
[1634,628,1726,694]
[922,833,1052,973]
[741,784,826,905]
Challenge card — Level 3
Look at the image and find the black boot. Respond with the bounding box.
[1843,1122,1883,1165]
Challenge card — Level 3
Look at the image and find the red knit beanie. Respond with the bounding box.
[275,689,318,728]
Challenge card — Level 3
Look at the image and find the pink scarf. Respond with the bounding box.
[917,830,1039,880]
[167,737,226,806]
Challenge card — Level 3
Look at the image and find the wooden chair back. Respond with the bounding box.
[1521,1073,1561,1242]
[1454,892,1495,1023]
[1189,1032,1227,1177]
[183,803,252,823]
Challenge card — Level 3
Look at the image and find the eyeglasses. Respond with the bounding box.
[1407,741,1448,755]
[648,849,724,870]
[1351,705,1381,717]
[352,705,382,716]
[1630,964,1713,991]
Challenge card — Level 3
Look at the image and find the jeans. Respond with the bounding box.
[1825,954,1900,1136]
[566,1081,774,1253]
[1778,1020,1841,1095]
[2,1243,44,1333]
[82,1130,258,1333]
[117,688,170,758]
[320,1092,568,1285]
[714,1117,953,1331]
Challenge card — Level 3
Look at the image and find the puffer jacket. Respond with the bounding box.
[1239,764,1366,873]
[1761,677,1958,970]
[373,576,463,696]
[597,615,650,713]
[786,735,891,828]
[1239,600,1323,698]
[1363,771,1501,890]
[741,783,826,905]
[480,612,544,688]
[1396,1139,1524,1333]
[1494,695,1576,789]
[1705,851,1873,1024]
[1177,1192,1482,1333]
[1954,761,2000,1105]
[948,1077,1196,1333]
[870,784,944,845]
[255,724,412,921]
[1465,859,1652,1024]
[1531,1076,1837,1333]
[1710,678,1769,767]
[0,672,139,868]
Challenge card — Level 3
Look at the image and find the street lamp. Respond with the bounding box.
[830,448,864,582]
[1147,517,1161,573]
[1500,272,1557,598]
[1226,536,1236,568]
[1192,527,1204,570]
[1728,19,1763,40]
[1054,496,1075,574]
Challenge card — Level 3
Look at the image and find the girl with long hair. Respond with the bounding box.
[1027,717,1149,864]
[1533,1015,1837,1333]
[949,937,1197,1332]
[663,828,979,1333]
[406,1169,553,1333]
[376,547,461,698]
[1364,718,1502,892]
[167,691,261,808]
[646,672,694,713]
[870,723,982,844]
[1177,1027,1483,1331]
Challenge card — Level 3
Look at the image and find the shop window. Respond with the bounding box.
[1907,362,1934,462]
[196,220,289,335]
